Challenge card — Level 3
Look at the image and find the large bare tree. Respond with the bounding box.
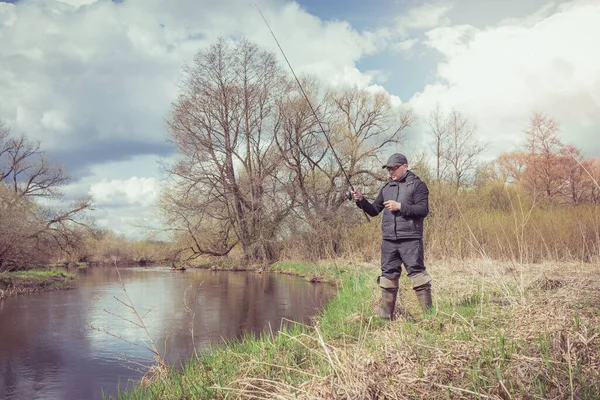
[165,39,290,263]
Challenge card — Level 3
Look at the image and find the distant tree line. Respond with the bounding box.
[483,113,600,204]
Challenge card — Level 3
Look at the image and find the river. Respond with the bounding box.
[0,266,335,399]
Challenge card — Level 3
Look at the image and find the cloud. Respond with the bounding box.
[497,2,559,27]
[392,38,418,53]
[0,0,388,156]
[60,155,169,237]
[396,2,453,34]
[55,0,99,6]
[388,2,453,57]
[409,0,600,158]
[48,140,173,179]
[89,176,158,208]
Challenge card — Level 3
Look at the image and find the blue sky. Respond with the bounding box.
[1,0,599,237]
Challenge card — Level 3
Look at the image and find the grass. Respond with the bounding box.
[0,268,75,299]
[110,259,600,399]
[9,268,72,278]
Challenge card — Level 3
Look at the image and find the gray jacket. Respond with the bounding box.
[357,171,429,240]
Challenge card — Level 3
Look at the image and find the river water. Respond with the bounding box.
[0,266,335,399]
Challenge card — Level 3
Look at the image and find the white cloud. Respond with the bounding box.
[87,176,161,238]
[0,0,388,153]
[392,38,419,53]
[396,2,453,34]
[424,24,477,58]
[55,0,100,6]
[409,0,600,158]
[89,176,158,207]
[497,2,558,27]
[389,2,453,57]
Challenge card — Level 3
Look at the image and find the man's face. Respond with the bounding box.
[387,164,408,180]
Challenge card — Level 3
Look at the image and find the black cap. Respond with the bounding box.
[382,153,408,169]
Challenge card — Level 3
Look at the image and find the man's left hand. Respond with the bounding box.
[383,200,401,211]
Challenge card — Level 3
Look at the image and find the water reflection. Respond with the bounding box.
[0,267,334,399]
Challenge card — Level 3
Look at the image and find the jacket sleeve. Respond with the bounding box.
[356,189,385,217]
[399,180,429,218]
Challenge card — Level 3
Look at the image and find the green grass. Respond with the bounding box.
[0,268,75,299]
[111,262,376,400]
[8,268,72,279]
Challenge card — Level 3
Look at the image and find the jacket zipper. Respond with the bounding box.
[394,183,399,239]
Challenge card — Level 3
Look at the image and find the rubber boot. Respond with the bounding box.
[380,288,398,319]
[414,282,433,312]
[378,276,399,320]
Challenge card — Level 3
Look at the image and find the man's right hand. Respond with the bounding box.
[351,189,363,201]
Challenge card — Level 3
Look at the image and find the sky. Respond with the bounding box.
[1,0,599,238]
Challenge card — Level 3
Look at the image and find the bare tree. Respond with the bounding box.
[0,123,94,271]
[274,84,412,256]
[426,103,449,183]
[274,76,328,222]
[495,151,529,184]
[284,85,412,208]
[427,107,486,190]
[0,136,68,199]
[328,87,412,183]
[444,110,486,189]
[165,39,290,263]
[587,159,600,203]
[0,185,39,271]
[521,112,564,201]
[560,145,588,204]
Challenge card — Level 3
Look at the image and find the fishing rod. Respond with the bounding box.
[255,5,367,214]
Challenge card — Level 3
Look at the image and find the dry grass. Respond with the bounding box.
[280,190,600,265]
[223,260,600,400]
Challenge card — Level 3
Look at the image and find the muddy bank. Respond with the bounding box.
[190,261,341,284]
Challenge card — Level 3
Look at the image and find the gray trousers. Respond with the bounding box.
[381,238,431,288]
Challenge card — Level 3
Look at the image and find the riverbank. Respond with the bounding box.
[0,269,76,299]
[191,259,343,283]
[113,260,600,399]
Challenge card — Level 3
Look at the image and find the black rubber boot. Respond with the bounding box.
[414,282,433,312]
[380,288,398,320]
[378,276,399,320]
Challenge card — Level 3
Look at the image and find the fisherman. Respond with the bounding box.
[351,153,433,319]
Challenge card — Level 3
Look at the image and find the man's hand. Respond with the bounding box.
[351,189,363,201]
[384,200,401,211]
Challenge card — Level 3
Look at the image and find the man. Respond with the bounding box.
[352,153,432,320]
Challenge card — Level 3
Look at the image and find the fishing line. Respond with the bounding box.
[255,4,354,190]
[256,4,370,221]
